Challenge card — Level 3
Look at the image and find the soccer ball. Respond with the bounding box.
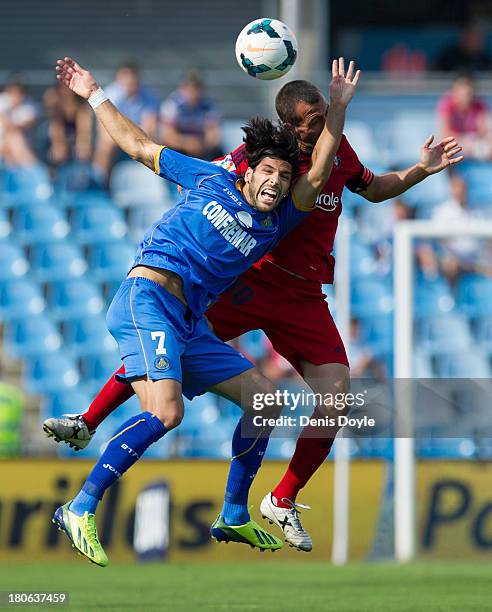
[235,18,298,80]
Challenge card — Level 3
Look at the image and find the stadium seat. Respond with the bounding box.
[414,275,455,317]
[351,279,393,317]
[64,316,117,357]
[0,242,29,281]
[24,353,80,395]
[47,279,105,321]
[417,313,472,355]
[473,316,492,354]
[350,240,378,279]
[53,161,94,198]
[110,160,171,209]
[40,388,93,421]
[88,242,135,283]
[4,316,62,358]
[71,205,127,244]
[0,279,46,321]
[434,351,491,378]
[69,191,116,210]
[80,350,121,394]
[456,274,492,317]
[457,161,492,209]
[4,164,52,202]
[401,170,451,212]
[0,208,11,241]
[344,121,378,165]
[30,242,87,283]
[412,351,433,378]
[359,315,393,357]
[127,206,168,243]
[12,203,70,245]
[389,112,438,166]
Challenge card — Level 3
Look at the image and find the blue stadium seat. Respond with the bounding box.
[47,279,104,321]
[414,275,455,317]
[389,112,438,166]
[456,274,492,317]
[473,316,492,354]
[71,205,127,244]
[0,208,11,241]
[69,191,116,210]
[40,388,93,421]
[80,350,121,394]
[4,164,52,202]
[457,161,492,208]
[88,242,135,283]
[350,240,378,279]
[30,242,87,282]
[359,315,393,357]
[0,242,29,281]
[351,279,393,317]
[434,351,491,378]
[53,161,94,198]
[127,206,168,243]
[417,313,472,355]
[4,316,62,358]
[0,279,46,321]
[12,203,70,245]
[412,351,433,377]
[64,316,117,357]
[110,160,171,209]
[237,330,268,361]
[401,171,450,212]
[24,353,80,395]
[345,120,379,165]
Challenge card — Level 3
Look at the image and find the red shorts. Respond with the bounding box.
[207,260,349,374]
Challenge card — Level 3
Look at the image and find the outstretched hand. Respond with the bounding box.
[419,135,464,174]
[329,57,360,108]
[55,57,98,100]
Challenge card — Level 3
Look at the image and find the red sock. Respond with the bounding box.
[272,409,335,508]
[82,364,135,431]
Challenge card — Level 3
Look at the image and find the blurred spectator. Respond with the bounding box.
[374,198,414,276]
[160,70,223,161]
[382,44,427,75]
[437,74,492,160]
[43,85,92,168]
[349,319,386,382]
[431,171,488,283]
[0,77,39,167]
[435,25,491,72]
[94,62,159,181]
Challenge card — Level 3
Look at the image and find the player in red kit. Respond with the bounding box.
[44,79,463,551]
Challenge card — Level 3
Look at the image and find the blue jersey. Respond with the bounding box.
[132,147,310,316]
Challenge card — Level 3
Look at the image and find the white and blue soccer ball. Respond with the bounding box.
[235,18,298,80]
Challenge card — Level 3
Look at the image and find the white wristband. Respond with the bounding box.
[88,87,108,110]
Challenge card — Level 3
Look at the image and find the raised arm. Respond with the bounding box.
[56,57,160,170]
[292,58,360,208]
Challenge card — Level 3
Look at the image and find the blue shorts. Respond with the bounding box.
[106,277,254,399]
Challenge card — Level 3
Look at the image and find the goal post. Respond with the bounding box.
[393,220,492,563]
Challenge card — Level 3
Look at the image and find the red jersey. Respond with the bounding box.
[218,136,374,283]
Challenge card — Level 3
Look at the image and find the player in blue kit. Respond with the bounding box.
[51,56,359,566]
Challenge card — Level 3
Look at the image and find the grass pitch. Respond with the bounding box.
[0,561,489,611]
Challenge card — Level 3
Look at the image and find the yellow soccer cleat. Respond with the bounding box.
[53,502,108,567]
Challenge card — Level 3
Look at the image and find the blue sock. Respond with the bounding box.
[221,413,271,526]
[70,412,167,516]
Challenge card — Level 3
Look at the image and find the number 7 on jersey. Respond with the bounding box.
[151,331,167,355]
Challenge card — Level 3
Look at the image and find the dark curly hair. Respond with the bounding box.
[241,117,299,177]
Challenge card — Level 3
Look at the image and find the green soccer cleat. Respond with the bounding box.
[210,514,283,552]
[52,502,108,567]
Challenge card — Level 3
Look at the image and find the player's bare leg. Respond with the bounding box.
[261,362,350,551]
